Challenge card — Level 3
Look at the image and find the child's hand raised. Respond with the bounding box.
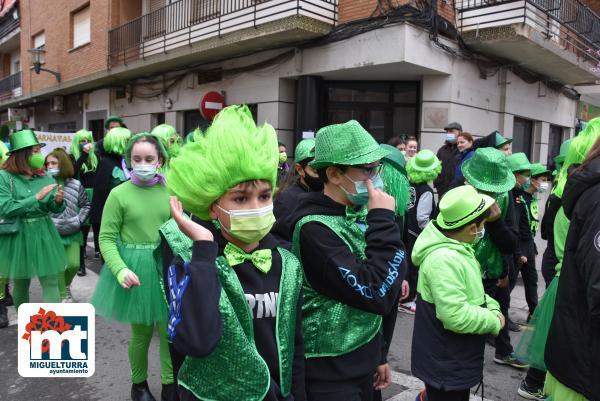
[170,196,214,242]
[366,179,395,211]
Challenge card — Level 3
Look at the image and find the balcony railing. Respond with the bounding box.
[108,0,338,68]
[0,9,19,39]
[457,0,600,65]
[0,71,21,100]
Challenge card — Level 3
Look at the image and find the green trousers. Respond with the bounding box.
[58,240,80,299]
[129,321,174,385]
[12,276,60,309]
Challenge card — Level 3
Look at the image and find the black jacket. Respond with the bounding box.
[71,151,97,189]
[512,188,537,258]
[485,191,519,278]
[540,194,561,276]
[166,220,306,401]
[434,142,459,199]
[272,181,310,247]
[89,154,122,225]
[289,192,406,387]
[545,158,600,401]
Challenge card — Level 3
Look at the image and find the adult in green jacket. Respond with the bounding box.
[411,185,504,401]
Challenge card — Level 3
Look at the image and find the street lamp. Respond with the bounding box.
[28,48,61,82]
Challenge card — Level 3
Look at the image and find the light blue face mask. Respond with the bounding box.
[521,176,532,192]
[446,133,456,143]
[340,174,385,206]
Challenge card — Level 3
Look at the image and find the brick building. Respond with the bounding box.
[1,0,600,166]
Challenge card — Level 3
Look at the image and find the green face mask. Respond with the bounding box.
[29,153,45,170]
[279,152,288,163]
[217,204,276,244]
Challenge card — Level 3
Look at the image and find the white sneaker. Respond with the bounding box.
[63,286,74,303]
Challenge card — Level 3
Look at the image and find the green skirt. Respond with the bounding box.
[515,276,558,370]
[0,216,66,279]
[60,231,84,247]
[545,372,590,401]
[92,242,167,326]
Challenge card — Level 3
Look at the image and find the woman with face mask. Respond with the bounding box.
[91,133,174,401]
[276,142,290,187]
[0,129,66,313]
[45,149,91,303]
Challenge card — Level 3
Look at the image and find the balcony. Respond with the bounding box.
[0,71,22,101]
[456,0,600,85]
[108,0,338,69]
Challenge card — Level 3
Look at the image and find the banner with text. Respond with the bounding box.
[35,131,76,156]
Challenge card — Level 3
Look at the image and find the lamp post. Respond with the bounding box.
[28,48,61,83]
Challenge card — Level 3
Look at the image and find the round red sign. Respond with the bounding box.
[200,91,225,121]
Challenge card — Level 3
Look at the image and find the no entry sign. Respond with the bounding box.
[200,91,225,121]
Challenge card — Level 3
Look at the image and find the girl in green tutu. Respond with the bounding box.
[91,133,174,401]
[0,129,66,308]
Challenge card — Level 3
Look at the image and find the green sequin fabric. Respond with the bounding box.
[292,214,382,358]
[159,218,193,262]
[178,248,302,401]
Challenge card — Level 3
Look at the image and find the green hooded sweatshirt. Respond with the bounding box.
[412,222,502,335]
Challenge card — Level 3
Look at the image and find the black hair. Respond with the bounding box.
[387,136,405,147]
[317,165,349,184]
[441,208,491,234]
[278,142,286,149]
[277,158,313,195]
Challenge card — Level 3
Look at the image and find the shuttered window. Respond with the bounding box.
[72,5,91,48]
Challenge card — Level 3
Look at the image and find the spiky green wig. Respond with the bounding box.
[0,141,9,165]
[167,105,279,220]
[103,127,132,155]
[553,117,600,198]
[381,163,411,216]
[151,123,182,157]
[69,129,98,173]
[406,162,442,184]
[124,132,169,168]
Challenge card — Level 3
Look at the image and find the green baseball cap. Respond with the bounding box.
[506,152,532,173]
[553,138,573,165]
[462,148,516,193]
[494,131,512,148]
[105,115,124,130]
[530,163,550,177]
[8,129,45,154]
[407,149,441,172]
[380,144,406,173]
[437,185,495,230]
[294,138,316,163]
[310,120,390,169]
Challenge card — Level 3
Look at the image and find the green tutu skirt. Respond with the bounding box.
[92,242,167,326]
[0,216,66,279]
[515,276,558,370]
[60,231,84,247]
[545,372,590,401]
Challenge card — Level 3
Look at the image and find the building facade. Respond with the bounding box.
[1,0,600,167]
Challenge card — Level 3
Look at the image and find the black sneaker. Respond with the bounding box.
[94,252,101,260]
[507,318,522,332]
[494,353,529,369]
[77,265,87,277]
[518,379,547,400]
[161,383,177,401]
[131,381,156,401]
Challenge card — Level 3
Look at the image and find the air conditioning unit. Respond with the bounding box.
[51,95,64,113]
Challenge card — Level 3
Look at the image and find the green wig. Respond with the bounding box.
[124,132,169,169]
[69,129,98,173]
[167,105,279,220]
[553,117,600,198]
[0,141,8,165]
[103,127,132,155]
[151,123,182,158]
[381,162,411,216]
[406,162,442,184]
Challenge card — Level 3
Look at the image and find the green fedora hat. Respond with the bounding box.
[462,148,516,193]
[553,138,573,165]
[437,185,495,230]
[310,120,390,169]
[8,129,45,154]
[380,144,406,172]
[407,149,441,172]
[506,152,532,173]
[530,162,550,177]
[105,115,124,129]
[494,131,512,148]
[294,138,316,164]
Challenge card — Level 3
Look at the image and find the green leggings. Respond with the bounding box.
[129,321,174,385]
[12,276,60,309]
[58,241,80,299]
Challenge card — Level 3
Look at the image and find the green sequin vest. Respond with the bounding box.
[292,214,383,358]
[177,247,302,401]
[474,191,509,279]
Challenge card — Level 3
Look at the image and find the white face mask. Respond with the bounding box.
[446,133,456,143]
[132,164,158,181]
[538,182,551,193]
[47,168,60,177]
[471,225,485,243]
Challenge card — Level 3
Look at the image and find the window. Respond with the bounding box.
[72,5,91,48]
[32,31,45,63]
[548,125,563,168]
[512,117,533,159]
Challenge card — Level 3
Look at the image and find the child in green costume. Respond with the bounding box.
[91,133,174,401]
[165,105,305,401]
[45,148,91,302]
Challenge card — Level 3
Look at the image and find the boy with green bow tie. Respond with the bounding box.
[165,105,305,401]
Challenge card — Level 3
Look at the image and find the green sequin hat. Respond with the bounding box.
[8,129,45,154]
[553,138,573,165]
[506,152,532,173]
[494,131,512,148]
[462,148,516,193]
[407,149,441,172]
[105,115,125,130]
[437,185,495,230]
[294,138,316,163]
[309,120,390,169]
[530,163,550,177]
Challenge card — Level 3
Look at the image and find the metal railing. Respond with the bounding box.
[108,0,338,68]
[456,0,600,64]
[0,71,21,99]
[0,12,18,39]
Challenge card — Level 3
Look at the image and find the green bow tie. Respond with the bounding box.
[345,206,368,224]
[224,242,272,274]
